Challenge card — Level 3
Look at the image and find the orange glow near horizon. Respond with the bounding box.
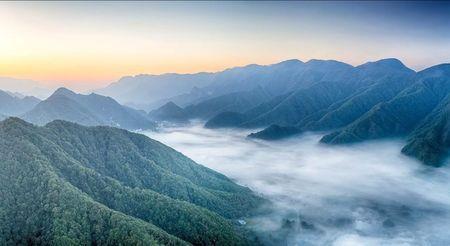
[0,55,302,88]
[1,2,449,91]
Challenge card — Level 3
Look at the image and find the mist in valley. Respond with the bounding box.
[143,123,450,246]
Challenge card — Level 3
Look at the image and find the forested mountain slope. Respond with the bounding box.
[321,64,450,144]
[0,118,263,245]
[23,88,155,130]
[207,58,414,129]
[401,95,450,166]
[201,59,450,166]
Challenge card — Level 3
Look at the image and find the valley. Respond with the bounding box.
[144,123,450,245]
[1,2,449,244]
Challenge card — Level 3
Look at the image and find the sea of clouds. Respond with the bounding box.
[143,123,450,246]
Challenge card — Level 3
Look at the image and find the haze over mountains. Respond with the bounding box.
[3,1,450,245]
[4,57,450,166]
[109,58,450,167]
[97,59,339,110]
[22,87,155,130]
[2,57,450,245]
[0,89,41,116]
[96,73,215,110]
[144,124,450,245]
[148,87,271,123]
[0,76,53,99]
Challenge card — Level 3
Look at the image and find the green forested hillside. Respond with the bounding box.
[317,65,450,163]
[306,74,414,131]
[0,118,263,245]
[401,95,450,166]
[320,67,450,144]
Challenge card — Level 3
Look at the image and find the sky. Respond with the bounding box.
[0,1,449,91]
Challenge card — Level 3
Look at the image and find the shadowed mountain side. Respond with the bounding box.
[205,112,249,129]
[240,81,359,128]
[205,58,414,130]
[321,64,450,145]
[204,60,450,166]
[148,101,189,123]
[248,125,301,140]
[98,59,357,110]
[149,88,271,123]
[306,73,415,131]
[402,94,450,167]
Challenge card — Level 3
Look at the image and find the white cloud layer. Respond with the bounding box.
[143,123,450,245]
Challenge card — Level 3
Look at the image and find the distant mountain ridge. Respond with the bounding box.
[96,73,215,110]
[16,57,450,166]
[0,89,41,116]
[22,87,155,130]
[139,58,450,166]
[97,58,357,110]
[148,87,271,122]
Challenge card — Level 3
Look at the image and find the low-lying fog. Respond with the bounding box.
[143,123,450,246]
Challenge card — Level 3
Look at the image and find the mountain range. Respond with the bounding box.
[0,89,41,116]
[0,117,262,245]
[138,58,450,167]
[96,73,215,110]
[97,59,351,111]
[2,57,450,245]
[22,88,155,131]
[148,87,271,123]
[5,58,450,167]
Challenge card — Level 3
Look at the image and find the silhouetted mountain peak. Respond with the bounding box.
[148,101,188,122]
[22,95,41,102]
[52,87,76,97]
[418,63,450,78]
[357,58,414,73]
[305,59,353,70]
[160,101,182,111]
[275,59,304,66]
